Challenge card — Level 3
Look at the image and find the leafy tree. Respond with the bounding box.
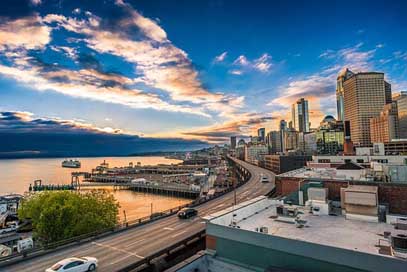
[18,190,119,244]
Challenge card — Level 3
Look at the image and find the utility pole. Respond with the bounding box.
[150,202,153,215]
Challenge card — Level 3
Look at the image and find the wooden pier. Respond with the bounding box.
[79,179,200,199]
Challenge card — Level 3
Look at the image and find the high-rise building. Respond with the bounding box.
[336,68,355,121]
[308,115,345,155]
[266,131,282,154]
[230,136,237,149]
[370,102,399,143]
[394,92,407,138]
[257,128,265,142]
[343,71,391,146]
[279,120,287,152]
[291,98,310,132]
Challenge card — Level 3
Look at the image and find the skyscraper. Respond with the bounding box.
[230,136,237,149]
[257,128,266,143]
[291,98,310,132]
[394,92,407,139]
[343,71,391,146]
[370,102,399,143]
[336,68,354,121]
[279,120,287,152]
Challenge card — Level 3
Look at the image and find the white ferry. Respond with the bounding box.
[61,159,81,168]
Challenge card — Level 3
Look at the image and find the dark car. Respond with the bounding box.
[177,208,198,219]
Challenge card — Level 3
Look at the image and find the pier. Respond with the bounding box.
[79,180,200,199]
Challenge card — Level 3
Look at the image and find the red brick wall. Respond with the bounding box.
[276,176,407,214]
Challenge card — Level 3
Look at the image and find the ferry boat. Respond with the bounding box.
[61,159,81,168]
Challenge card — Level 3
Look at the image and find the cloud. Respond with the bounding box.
[30,0,41,5]
[229,69,243,75]
[214,51,227,63]
[40,4,242,116]
[181,113,275,143]
[319,43,376,72]
[0,111,208,157]
[232,53,272,73]
[0,15,50,50]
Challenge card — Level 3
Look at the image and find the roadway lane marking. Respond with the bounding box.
[171,230,187,238]
[215,204,225,208]
[125,238,146,248]
[163,227,174,231]
[92,241,144,259]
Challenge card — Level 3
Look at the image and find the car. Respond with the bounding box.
[45,257,98,272]
[177,208,198,219]
[261,176,269,183]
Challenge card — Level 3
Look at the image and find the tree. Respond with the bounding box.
[18,190,119,244]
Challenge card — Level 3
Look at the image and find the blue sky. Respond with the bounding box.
[0,0,406,156]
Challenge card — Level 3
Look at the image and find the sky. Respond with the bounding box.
[0,0,406,157]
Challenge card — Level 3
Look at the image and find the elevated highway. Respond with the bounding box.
[2,158,276,272]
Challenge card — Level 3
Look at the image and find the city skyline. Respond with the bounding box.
[1,0,407,156]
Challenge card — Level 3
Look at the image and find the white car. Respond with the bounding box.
[46,257,98,272]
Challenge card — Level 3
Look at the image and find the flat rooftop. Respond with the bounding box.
[207,197,407,259]
[277,167,366,181]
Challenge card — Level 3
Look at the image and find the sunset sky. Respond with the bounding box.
[1,0,407,156]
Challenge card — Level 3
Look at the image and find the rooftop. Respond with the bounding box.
[206,197,407,260]
[277,167,367,181]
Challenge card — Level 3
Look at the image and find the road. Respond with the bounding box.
[2,158,275,272]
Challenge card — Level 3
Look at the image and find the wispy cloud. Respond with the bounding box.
[0,15,50,51]
[232,53,272,73]
[214,51,227,63]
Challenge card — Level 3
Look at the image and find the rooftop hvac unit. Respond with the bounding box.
[391,234,407,252]
[395,218,407,230]
[260,226,268,234]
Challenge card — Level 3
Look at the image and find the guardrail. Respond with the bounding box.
[117,230,206,272]
[0,158,252,268]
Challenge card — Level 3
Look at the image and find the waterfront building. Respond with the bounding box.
[370,102,399,143]
[257,128,265,143]
[343,70,391,147]
[393,92,407,138]
[291,98,310,132]
[230,136,237,149]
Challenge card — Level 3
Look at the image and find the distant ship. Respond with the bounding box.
[61,159,81,168]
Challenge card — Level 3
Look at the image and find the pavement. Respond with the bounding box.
[1,158,275,272]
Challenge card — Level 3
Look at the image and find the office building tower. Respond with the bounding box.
[291,98,310,132]
[257,128,266,143]
[394,92,407,138]
[279,120,287,153]
[230,136,237,149]
[266,131,282,154]
[336,68,354,121]
[370,102,399,143]
[343,71,391,146]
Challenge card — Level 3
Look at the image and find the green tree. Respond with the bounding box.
[18,190,119,244]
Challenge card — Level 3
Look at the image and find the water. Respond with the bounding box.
[0,156,191,221]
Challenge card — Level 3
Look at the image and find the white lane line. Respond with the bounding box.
[215,203,225,208]
[163,227,174,231]
[200,221,206,224]
[109,254,135,265]
[171,230,187,238]
[92,241,144,259]
[125,238,146,248]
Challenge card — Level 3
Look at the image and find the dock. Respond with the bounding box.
[79,180,200,199]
